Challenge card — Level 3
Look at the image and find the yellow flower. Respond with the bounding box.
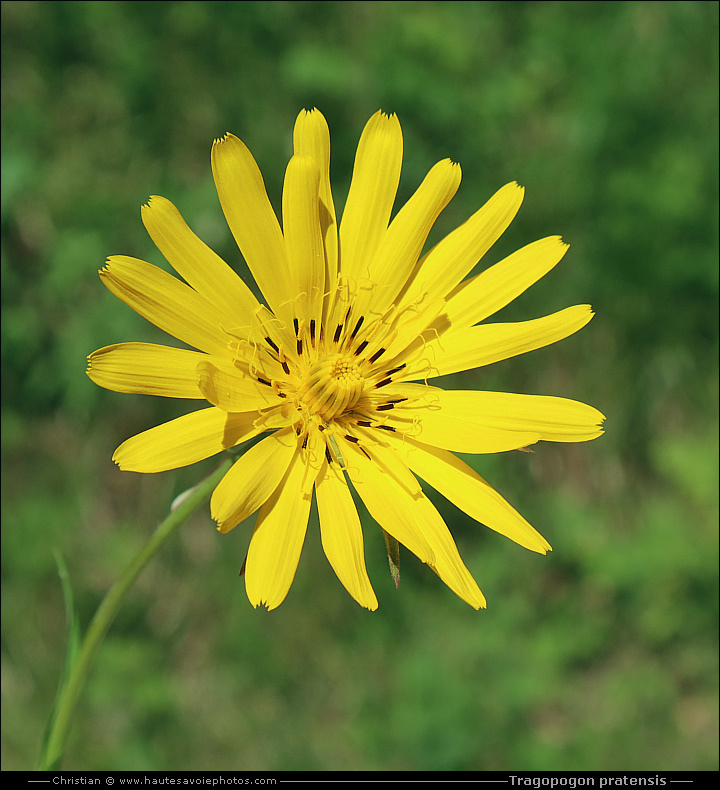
[87,109,604,611]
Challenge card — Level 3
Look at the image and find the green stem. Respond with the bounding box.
[38,456,234,771]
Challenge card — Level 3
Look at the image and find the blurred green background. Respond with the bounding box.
[2,0,717,772]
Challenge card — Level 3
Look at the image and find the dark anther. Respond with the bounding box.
[325,445,333,464]
[374,377,392,389]
[257,377,271,386]
[377,424,396,432]
[369,347,386,363]
[386,363,406,377]
[293,317,300,337]
[264,336,279,353]
[376,403,395,411]
[350,316,364,340]
[333,324,343,343]
[354,340,369,356]
[356,420,372,427]
[310,319,316,342]
[302,434,309,449]
[344,434,360,443]
[281,360,290,375]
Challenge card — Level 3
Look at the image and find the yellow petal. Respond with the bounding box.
[100,256,231,356]
[399,181,524,308]
[342,436,484,608]
[386,386,605,450]
[87,343,206,398]
[406,305,595,379]
[211,429,298,533]
[338,111,403,284]
[244,443,317,610]
[282,154,325,326]
[408,493,487,609]
[197,360,279,411]
[211,133,289,317]
[445,236,570,327]
[446,390,606,442]
[140,195,261,328]
[341,437,435,565]
[293,109,338,289]
[113,408,260,473]
[383,384,541,453]
[362,159,461,316]
[316,461,378,610]
[387,435,551,554]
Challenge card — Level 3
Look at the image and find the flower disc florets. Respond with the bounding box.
[237,291,414,470]
[297,354,365,421]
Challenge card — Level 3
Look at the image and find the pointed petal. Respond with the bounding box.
[293,109,338,289]
[387,435,551,553]
[339,111,402,284]
[316,461,378,610]
[408,492,487,609]
[384,386,605,451]
[140,195,261,325]
[440,390,607,442]
[244,443,317,610]
[348,433,485,608]
[211,429,297,532]
[340,437,435,565]
[363,159,461,316]
[113,408,260,473]
[100,256,231,356]
[406,305,595,379]
[211,133,289,317]
[282,154,325,326]
[399,181,524,308]
[197,360,279,411]
[445,236,570,327]
[87,343,205,398]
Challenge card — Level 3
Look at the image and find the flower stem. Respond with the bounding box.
[38,456,234,771]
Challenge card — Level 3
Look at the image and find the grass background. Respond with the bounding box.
[2,0,718,772]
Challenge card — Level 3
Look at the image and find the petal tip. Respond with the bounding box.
[374,109,400,128]
[143,195,166,211]
[212,132,240,151]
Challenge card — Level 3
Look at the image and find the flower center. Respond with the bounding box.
[297,353,365,421]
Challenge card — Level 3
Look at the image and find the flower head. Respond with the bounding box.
[87,109,604,610]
